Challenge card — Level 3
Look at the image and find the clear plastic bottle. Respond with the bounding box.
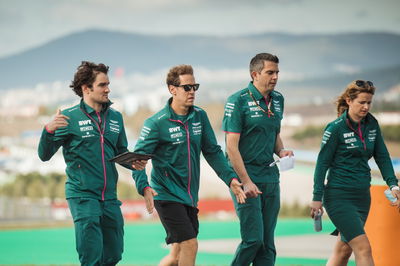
[384,189,398,203]
[313,211,322,232]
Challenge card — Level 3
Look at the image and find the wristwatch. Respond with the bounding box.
[390,185,400,191]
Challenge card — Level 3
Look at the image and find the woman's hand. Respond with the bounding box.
[310,201,324,218]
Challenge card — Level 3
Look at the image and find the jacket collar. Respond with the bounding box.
[165,97,195,122]
[80,99,112,114]
[248,82,273,101]
[340,109,370,127]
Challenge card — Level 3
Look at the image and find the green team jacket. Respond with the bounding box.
[133,98,237,207]
[38,100,130,201]
[313,110,398,201]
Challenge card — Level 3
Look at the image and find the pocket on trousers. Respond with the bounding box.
[103,199,124,228]
[68,198,102,222]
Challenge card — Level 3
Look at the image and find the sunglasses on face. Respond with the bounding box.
[175,83,200,92]
[355,80,373,87]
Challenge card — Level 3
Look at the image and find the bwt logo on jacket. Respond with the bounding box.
[169,126,181,133]
[248,101,259,106]
[79,120,92,126]
[343,132,355,138]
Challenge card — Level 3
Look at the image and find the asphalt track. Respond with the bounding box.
[0,219,356,265]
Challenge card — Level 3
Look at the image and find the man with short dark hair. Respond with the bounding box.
[133,64,246,266]
[38,61,146,265]
[223,53,294,266]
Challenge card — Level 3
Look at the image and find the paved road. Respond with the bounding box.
[198,234,355,260]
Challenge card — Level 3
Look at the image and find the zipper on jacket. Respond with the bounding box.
[97,111,107,201]
[346,119,366,150]
[81,108,108,200]
[183,122,193,206]
[169,119,194,206]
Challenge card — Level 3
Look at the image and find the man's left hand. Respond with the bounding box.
[278,149,294,158]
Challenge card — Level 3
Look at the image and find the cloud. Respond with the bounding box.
[332,64,361,74]
[0,0,399,58]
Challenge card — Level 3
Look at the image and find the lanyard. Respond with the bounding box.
[346,119,366,150]
[248,89,274,117]
[81,108,107,136]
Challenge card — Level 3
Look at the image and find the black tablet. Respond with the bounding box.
[109,152,153,164]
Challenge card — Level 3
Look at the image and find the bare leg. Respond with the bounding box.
[178,238,198,266]
[159,243,180,266]
[326,234,353,266]
[348,234,374,266]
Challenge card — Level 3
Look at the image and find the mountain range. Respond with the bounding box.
[1,29,400,104]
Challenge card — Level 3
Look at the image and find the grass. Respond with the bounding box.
[0,218,354,266]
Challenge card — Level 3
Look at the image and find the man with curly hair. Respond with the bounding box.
[38,61,146,265]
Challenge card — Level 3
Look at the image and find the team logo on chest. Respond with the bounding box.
[78,119,94,134]
[273,100,281,112]
[247,101,263,118]
[192,122,202,135]
[109,119,120,133]
[169,126,183,144]
[79,119,91,126]
[343,131,358,148]
[368,129,376,142]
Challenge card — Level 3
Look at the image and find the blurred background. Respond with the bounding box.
[0,0,399,265]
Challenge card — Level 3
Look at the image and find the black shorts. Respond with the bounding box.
[154,200,199,244]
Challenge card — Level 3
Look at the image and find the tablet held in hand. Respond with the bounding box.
[109,152,153,165]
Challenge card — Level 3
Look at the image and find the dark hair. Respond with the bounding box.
[166,65,194,86]
[336,80,376,116]
[69,61,109,97]
[249,53,279,78]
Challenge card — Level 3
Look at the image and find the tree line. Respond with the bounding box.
[0,172,141,202]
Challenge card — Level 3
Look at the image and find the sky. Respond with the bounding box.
[1,0,400,58]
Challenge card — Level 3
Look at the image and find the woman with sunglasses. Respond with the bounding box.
[132,64,246,266]
[310,80,400,266]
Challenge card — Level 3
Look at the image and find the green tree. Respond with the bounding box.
[0,172,66,201]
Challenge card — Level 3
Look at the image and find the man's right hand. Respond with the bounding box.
[143,187,158,214]
[46,109,70,132]
[230,179,247,204]
[243,181,262,198]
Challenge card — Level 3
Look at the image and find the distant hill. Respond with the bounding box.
[278,64,400,104]
[1,29,400,91]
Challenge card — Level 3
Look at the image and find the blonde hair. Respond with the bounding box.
[336,80,376,116]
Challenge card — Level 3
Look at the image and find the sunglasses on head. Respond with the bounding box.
[355,80,373,87]
[175,83,200,92]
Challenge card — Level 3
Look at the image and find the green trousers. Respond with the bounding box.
[67,198,124,266]
[230,183,280,266]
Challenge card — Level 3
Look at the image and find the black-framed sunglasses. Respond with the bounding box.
[175,83,200,92]
[355,80,373,87]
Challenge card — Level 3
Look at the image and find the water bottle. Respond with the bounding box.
[313,211,322,232]
[384,189,398,203]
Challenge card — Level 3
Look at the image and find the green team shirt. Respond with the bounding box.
[313,110,398,201]
[38,100,130,201]
[133,98,237,207]
[222,82,284,183]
